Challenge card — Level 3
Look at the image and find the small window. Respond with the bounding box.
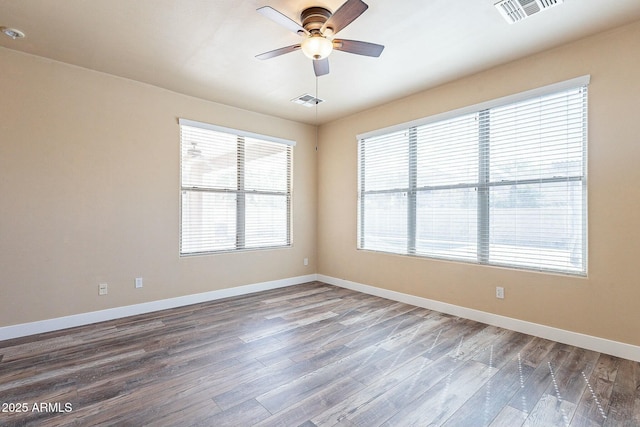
[358,77,588,275]
[179,119,294,255]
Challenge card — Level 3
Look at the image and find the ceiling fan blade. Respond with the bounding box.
[255,44,301,60]
[333,39,384,57]
[257,6,308,35]
[313,58,330,76]
[321,0,368,35]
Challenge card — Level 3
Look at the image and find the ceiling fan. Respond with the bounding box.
[255,0,384,77]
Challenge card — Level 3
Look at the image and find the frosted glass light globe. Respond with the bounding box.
[301,35,333,60]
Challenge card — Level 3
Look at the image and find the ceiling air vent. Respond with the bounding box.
[495,0,563,24]
[291,93,324,107]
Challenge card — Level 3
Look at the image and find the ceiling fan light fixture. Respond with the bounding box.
[301,35,333,60]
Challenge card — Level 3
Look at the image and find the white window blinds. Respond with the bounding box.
[358,77,588,275]
[179,119,293,255]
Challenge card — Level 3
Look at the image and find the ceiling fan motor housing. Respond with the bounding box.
[301,7,332,33]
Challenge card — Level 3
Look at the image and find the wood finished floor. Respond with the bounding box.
[1,282,639,427]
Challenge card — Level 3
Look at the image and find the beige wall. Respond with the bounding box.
[317,20,640,346]
[0,48,317,326]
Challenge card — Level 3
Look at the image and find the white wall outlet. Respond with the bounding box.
[99,283,108,295]
[303,257,309,266]
[135,277,143,288]
[496,286,505,299]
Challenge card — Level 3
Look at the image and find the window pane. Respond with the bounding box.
[245,194,289,248]
[244,138,289,192]
[416,113,479,187]
[181,127,237,189]
[181,191,236,253]
[362,130,409,192]
[416,188,477,260]
[361,192,407,253]
[490,89,585,182]
[489,181,584,272]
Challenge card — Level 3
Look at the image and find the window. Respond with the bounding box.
[179,119,294,255]
[357,77,588,275]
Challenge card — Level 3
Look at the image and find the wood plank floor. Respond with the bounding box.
[1,281,639,426]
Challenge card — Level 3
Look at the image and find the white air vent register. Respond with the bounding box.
[291,93,324,107]
[495,0,564,24]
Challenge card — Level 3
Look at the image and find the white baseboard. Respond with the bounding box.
[318,274,640,363]
[0,274,318,341]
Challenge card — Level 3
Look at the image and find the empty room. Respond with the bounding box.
[1,0,640,425]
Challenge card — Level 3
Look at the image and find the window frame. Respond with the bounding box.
[357,76,589,276]
[179,118,294,256]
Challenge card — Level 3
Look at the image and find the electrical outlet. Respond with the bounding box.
[304,257,309,266]
[99,283,108,296]
[496,286,505,299]
[135,277,143,289]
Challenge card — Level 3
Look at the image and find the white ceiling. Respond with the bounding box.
[2,0,640,125]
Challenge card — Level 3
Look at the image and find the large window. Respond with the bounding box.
[358,77,588,275]
[179,119,293,255]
